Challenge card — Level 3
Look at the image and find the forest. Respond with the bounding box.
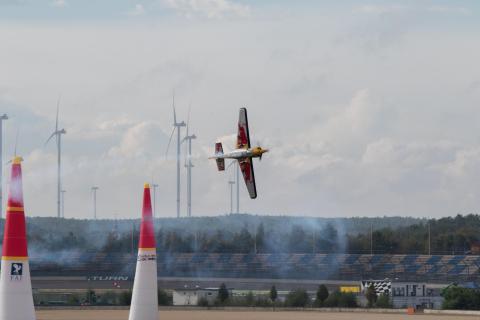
[1,214,478,255]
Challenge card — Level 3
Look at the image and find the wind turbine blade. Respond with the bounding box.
[186,103,192,137]
[165,127,175,158]
[184,139,188,167]
[172,92,177,124]
[56,96,61,132]
[45,132,56,146]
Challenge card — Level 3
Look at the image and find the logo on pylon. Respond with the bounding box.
[10,262,23,281]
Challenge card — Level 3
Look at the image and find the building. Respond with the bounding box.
[173,287,220,306]
[360,280,444,309]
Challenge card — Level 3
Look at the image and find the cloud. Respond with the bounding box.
[427,5,471,15]
[357,4,407,15]
[0,0,26,5]
[2,6,480,218]
[107,121,168,159]
[163,0,250,19]
[50,0,67,8]
[128,4,145,16]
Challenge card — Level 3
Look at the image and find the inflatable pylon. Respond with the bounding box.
[0,156,36,320]
[129,183,158,320]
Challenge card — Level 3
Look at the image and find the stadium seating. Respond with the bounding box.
[27,253,480,282]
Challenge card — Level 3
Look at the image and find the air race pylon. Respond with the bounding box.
[0,156,36,320]
[129,183,158,320]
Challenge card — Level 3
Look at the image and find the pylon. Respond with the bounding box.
[0,156,36,320]
[129,183,158,320]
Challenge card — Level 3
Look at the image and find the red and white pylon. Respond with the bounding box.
[0,156,36,320]
[129,183,158,320]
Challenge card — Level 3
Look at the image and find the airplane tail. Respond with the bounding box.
[215,142,225,171]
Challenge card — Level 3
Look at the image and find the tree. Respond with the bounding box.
[366,284,377,308]
[442,285,480,310]
[375,294,392,308]
[324,291,357,308]
[218,283,229,304]
[158,289,172,306]
[270,285,278,304]
[86,289,97,305]
[285,289,309,308]
[288,225,309,253]
[245,291,255,306]
[319,223,338,253]
[256,223,265,253]
[315,284,329,306]
[119,290,132,305]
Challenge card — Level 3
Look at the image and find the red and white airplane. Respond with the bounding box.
[210,108,268,199]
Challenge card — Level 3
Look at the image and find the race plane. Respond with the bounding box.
[210,108,268,199]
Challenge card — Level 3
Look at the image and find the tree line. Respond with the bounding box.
[1,214,479,255]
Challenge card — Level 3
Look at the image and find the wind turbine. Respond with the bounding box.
[165,94,186,218]
[182,105,196,218]
[45,98,66,219]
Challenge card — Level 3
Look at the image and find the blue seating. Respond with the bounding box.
[369,255,383,265]
[27,253,480,282]
[448,264,466,275]
[448,256,465,265]
[344,254,359,264]
[402,255,418,265]
[426,255,441,264]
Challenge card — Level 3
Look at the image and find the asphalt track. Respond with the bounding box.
[35,310,479,320]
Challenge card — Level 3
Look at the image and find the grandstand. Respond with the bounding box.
[28,253,480,283]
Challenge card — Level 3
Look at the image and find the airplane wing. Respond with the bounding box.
[236,108,251,149]
[239,158,257,199]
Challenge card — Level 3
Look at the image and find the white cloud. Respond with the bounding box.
[50,0,66,8]
[163,0,250,19]
[427,5,471,15]
[128,4,146,16]
[107,121,168,159]
[1,4,480,218]
[357,4,407,15]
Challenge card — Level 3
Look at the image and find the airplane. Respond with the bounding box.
[210,108,268,199]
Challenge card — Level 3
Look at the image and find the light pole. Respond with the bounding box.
[91,186,99,219]
[0,114,7,220]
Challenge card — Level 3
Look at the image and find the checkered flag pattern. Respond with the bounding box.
[361,280,392,295]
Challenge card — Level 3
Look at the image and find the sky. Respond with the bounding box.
[1,0,480,219]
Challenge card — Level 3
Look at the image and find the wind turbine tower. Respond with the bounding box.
[166,95,186,218]
[183,109,196,217]
[46,99,66,219]
[0,113,7,220]
[228,180,235,215]
[236,164,240,214]
[152,183,158,218]
[61,189,66,218]
[91,186,99,219]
